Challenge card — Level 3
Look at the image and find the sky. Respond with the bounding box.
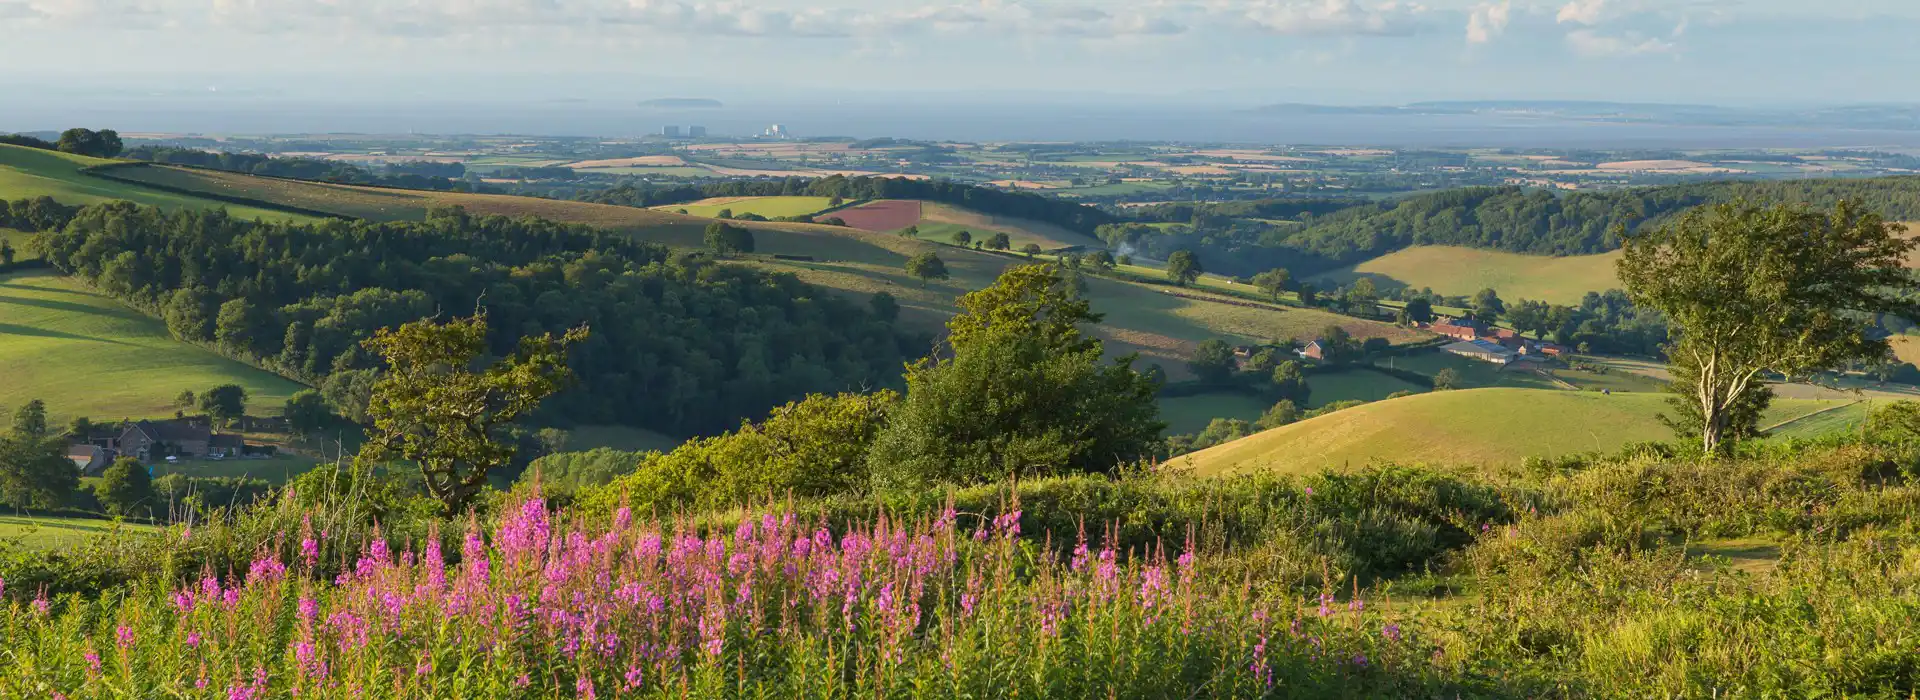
[1,0,1915,108]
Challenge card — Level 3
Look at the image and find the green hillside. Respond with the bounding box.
[1177,388,1864,476]
[0,145,317,223]
[912,202,1104,251]
[656,196,837,219]
[0,269,306,421]
[1313,246,1624,304]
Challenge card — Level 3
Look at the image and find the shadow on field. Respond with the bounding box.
[0,321,132,345]
[0,292,143,321]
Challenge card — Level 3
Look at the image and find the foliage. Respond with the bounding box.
[1432,368,1461,391]
[985,231,1011,250]
[35,202,912,436]
[95,457,157,519]
[1188,339,1237,384]
[904,251,948,286]
[1620,201,1918,452]
[197,384,248,424]
[54,128,123,158]
[282,390,331,437]
[586,174,1118,234]
[1270,361,1311,406]
[868,264,1162,489]
[1165,250,1202,286]
[1251,268,1291,301]
[700,221,754,257]
[355,314,586,514]
[0,400,76,511]
[583,391,898,513]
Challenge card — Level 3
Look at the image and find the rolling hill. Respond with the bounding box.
[32,160,1421,375]
[1175,388,1869,476]
[0,269,307,421]
[1312,246,1624,304]
[0,146,319,223]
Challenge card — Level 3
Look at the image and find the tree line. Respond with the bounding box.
[25,202,919,437]
[1102,177,1920,277]
[123,147,484,193]
[1,128,124,158]
[580,174,1118,233]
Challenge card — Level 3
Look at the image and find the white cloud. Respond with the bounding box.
[1565,27,1672,56]
[1465,1,1509,44]
[1555,0,1608,26]
[1239,0,1435,37]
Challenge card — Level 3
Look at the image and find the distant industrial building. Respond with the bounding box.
[663,126,682,138]
[688,126,707,138]
[762,124,790,139]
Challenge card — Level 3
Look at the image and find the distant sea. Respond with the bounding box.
[10,99,1920,149]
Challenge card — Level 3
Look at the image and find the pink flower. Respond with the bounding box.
[116,625,135,648]
[186,632,202,648]
[575,674,596,700]
[299,537,320,568]
[84,649,101,674]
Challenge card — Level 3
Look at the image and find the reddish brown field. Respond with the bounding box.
[827,200,923,231]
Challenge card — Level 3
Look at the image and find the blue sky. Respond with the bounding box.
[4,0,1913,105]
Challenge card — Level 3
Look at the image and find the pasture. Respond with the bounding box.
[917,202,1103,250]
[1313,245,1624,305]
[0,145,314,223]
[1177,388,1863,476]
[828,200,924,231]
[657,196,839,219]
[0,514,158,550]
[1158,391,1275,434]
[0,270,307,422]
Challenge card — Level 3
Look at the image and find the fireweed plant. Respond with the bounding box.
[0,493,1447,699]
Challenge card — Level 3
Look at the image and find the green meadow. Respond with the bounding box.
[0,145,316,223]
[1314,245,1625,304]
[0,270,307,422]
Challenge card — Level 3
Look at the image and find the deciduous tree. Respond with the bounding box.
[355,313,588,514]
[867,264,1162,488]
[1166,250,1202,287]
[905,252,948,287]
[1252,268,1291,302]
[1619,201,1918,453]
[1189,339,1237,384]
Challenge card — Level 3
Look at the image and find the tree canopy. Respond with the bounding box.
[867,264,1162,489]
[1619,200,1919,453]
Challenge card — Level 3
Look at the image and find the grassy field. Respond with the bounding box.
[1158,392,1276,434]
[1177,388,1863,476]
[100,165,706,230]
[655,196,838,219]
[0,514,158,550]
[148,453,326,486]
[0,146,316,223]
[1306,368,1428,407]
[915,202,1103,251]
[1314,246,1624,304]
[1,227,35,262]
[0,270,307,422]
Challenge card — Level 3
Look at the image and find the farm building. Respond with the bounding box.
[1430,319,1487,341]
[66,445,113,475]
[1300,340,1327,361]
[1442,339,1517,365]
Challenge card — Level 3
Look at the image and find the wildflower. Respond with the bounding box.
[514,674,531,688]
[576,674,597,700]
[299,537,320,569]
[1347,597,1364,613]
[625,665,645,690]
[116,625,135,648]
[248,555,287,584]
[186,632,202,649]
[298,597,319,623]
[1382,622,1403,642]
[1352,653,1368,667]
[1317,593,1335,618]
[31,593,48,616]
[84,649,102,675]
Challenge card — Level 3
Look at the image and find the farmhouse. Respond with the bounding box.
[1442,339,1517,365]
[1300,340,1327,361]
[116,419,212,460]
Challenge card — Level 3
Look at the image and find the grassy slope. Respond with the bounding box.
[915,202,1104,251]
[1178,388,1861,476]
[1313,246,1624,305]
[0,270,306,422]
[654,196,837,219]
[0,146,316,223]
[0,515,159,550]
